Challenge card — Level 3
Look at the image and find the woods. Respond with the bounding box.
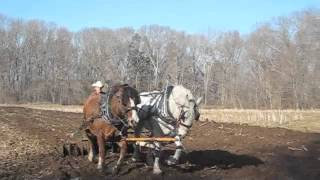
[0,9,319,108]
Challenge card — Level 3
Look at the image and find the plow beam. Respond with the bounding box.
[125,137,176,142]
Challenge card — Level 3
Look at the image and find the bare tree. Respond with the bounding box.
[0,9,319,108]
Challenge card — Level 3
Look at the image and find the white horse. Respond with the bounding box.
[133,85,202,174]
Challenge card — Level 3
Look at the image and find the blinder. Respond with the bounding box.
[188,99,201,121]
[194,105,200,121]
[125,106,139,113]
[114,93,137,113]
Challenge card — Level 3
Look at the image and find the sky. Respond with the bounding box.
[0,0,319,34]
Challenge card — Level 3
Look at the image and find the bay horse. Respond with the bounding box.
[82,84,140,173]
[133,85,202,174]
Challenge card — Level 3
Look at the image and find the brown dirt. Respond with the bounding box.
[0,106,319,180]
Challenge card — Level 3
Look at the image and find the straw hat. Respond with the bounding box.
[91,81,104,88]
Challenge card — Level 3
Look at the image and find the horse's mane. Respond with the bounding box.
[110,84,141,105]
[171,85,195,106]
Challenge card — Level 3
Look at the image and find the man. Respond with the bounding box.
[82,81,104,120]
[72,80,105,138]
[92,80,109,118]
[87,80,119,153]
[91,81,104,94]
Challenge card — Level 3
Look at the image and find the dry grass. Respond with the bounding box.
[0,103,82,113]
[1,104,319,133]
[200,109,320,133]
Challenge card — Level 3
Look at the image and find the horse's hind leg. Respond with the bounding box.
[132,143,141,162]
[132,121,144,162]
[153,142,162,175]
[97,133,105,170]
[113,140,127,175]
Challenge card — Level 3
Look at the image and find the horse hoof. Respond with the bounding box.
[153,168,162,175]
[166,156,178,166]
[112,166,119,175]
[97,164,103,170]
[131,157,142,163]
[132,152,142,162]
[88,153,94,162]
[88,157,93,162]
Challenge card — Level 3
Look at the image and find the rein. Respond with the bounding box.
[176,110,192,129]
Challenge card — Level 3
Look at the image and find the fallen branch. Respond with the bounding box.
[288,145,308,151]
[288,147,303,151]
[199,122,210,127]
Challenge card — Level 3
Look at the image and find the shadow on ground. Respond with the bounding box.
[161,149,263,172]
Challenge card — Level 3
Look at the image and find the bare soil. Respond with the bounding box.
[0,106,319,180]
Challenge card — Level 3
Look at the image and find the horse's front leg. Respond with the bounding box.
[166,136,183,166]
[97,133,105,170]
[113,139,127,175]
[132,121,144,162]
[87,140,95,162]
[153,142,162,174]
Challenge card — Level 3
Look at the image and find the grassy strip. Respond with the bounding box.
[1,104,319,133]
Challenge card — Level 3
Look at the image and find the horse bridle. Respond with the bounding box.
[175,99,200,129]
[119,97,139,123]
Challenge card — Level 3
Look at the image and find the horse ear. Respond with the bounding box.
[196,97,203,105]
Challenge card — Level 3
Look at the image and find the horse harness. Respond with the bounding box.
[99,90,131,136]
[144,86,193,136]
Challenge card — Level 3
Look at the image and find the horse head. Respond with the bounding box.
[169,86,202,137]
[110,84,141,128]
[184,96,202,123]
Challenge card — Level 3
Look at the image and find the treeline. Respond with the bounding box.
[0,9,319,108]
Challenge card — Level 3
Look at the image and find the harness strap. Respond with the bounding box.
[179,122,193,129]
[155,86,176,125]
[151,86,193,136]
[101,90,129,128]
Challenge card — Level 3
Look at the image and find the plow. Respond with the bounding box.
[62,139,89,156]
[125,137,176,142]
[61,135,176,157]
